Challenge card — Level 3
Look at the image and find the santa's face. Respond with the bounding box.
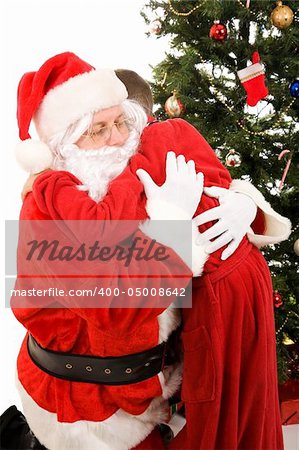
[54,109,140,202]
[75,106,130,150]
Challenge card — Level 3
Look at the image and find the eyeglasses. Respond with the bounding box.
[82,118,134,145]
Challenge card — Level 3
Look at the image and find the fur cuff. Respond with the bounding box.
[139,219,208,277]
[191,222,209,277]
[145,198,190,221]
[230,179,292,248]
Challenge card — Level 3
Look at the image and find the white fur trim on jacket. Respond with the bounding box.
[158,306,181,343]
[158,364,183,400]
[230,179,292,248]
[16,359,181,450]
[16,307,182,449]
[191,221,209,277]
[145,198,191,221]
[140,199,209,277]
[34,69,128,141]
[17,377,159,450]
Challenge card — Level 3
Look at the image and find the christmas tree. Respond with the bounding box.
[142,0,299,381]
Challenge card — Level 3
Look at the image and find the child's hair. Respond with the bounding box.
[115,69,153,116]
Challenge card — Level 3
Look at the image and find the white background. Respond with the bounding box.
[0,0,169,412]
[0,1,297,447]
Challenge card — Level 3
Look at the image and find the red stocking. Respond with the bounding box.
[237,51,269,106]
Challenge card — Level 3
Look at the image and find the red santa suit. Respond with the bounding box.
[13,52,290,450]
[14,118,290,450]
[132,119,289,450]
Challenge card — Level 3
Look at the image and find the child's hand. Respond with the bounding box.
[21,171,49,201]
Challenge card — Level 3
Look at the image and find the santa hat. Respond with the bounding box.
[15,52,128,173]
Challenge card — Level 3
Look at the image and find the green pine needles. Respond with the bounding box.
[142,0,299,382]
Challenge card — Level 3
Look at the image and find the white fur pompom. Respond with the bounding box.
[15,139,54,174]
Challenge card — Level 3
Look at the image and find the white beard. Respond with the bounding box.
[53,130,140,202]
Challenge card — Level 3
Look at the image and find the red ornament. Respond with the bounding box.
[209,20,227,41]
[225,150,242,167]
[149,19,162,35]
[273,290,283,308]
[165,91,185,118]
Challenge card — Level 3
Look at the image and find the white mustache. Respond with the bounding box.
[53,129,140,202]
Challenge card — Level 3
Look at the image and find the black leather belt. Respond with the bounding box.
[27,334,167,386]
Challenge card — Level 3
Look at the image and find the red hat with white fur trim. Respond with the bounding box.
[15,52,128,173]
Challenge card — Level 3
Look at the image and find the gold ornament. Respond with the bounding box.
[164,90,185,118]
[271,1,294,29]
[294,239,299,256]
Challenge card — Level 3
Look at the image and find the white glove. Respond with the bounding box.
[193,186,257,260]
[136,151,204,220]
[137,152,208,277]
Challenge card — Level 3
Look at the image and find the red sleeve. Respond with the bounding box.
[32,169,146,221]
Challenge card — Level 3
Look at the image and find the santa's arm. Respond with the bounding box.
[229,179,291,247]
[170,120,291,248]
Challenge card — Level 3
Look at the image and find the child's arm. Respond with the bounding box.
[31,168,146,221]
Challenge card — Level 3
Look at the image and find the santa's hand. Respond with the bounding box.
[136,151,203,219]
[193,186,257,260]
